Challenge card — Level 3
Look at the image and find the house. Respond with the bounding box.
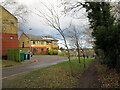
[0,6,19,56]
[19,33,59,54]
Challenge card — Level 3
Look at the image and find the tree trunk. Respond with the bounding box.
[83,54,86,68]
[76,41,80,63]
[62,35,71,61]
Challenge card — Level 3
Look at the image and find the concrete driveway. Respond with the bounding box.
[2,55,72,78]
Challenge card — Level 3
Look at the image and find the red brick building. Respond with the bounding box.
[0,6,19,56]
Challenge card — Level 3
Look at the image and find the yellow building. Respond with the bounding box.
[19,33,59,54]
[0,6,19,56]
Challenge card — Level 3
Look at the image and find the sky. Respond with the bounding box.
[1,0,118,48]
[16,0,91,48]
[17,0,88,34]
[1,0,93,48]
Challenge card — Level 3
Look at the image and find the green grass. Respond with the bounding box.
[3,58,93,88]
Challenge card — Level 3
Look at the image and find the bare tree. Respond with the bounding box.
[67,24,81,63]
[67,23,94,68]
[82,28,95,46]
[33,1,71,61]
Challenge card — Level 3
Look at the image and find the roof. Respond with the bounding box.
[26,34,43,41]
[0,5,18,21]
[25,33,58,41]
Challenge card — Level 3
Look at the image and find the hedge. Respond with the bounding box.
[7,48,20,62]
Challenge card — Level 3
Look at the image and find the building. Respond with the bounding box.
[61,48,95,57]
[19,33,59,54]
[0,6,19,56]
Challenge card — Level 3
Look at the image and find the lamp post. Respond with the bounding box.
[29,28,32,61]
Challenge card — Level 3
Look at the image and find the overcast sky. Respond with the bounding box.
[15,0,91,48]
[1,0,95,48]
[1,0,118,48]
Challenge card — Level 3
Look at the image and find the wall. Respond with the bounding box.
[31,41,52,49]
[30,40,59,54]
[19,33,30,48]
[51,41,59,50]
[31,40,58,50]
[2,7,18,34]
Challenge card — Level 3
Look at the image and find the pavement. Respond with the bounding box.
[2,55,74,79]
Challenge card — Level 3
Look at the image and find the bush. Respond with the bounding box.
[48,49,58,55]
[53,50,58,55]
[48,50,54,55]
[7,48,20,62]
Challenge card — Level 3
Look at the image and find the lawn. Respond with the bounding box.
[3,58,93,88]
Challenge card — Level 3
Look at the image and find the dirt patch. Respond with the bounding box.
[77,61,101,88]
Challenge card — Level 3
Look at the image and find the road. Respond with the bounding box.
[2,55,72,78]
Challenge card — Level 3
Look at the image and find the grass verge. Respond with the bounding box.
[3,58,93,88]
[2,60,35,67]
[2,60,22,67]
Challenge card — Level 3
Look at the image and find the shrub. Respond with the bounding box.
[48,49,58,55]
[53,50,58,55]
[48,50,54,55]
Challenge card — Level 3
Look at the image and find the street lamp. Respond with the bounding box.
[29,28,32,61]
[29,28,32,51]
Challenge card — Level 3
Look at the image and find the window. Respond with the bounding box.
[54,42,58,45]
[41,48,44,52]
[41,42,44,45]
[33,48,37,53]
[10,36,14,40]
[47,48,49,51]
[46,42,49,45]
[33,41,36,44]
[22,42,24,48]
[11,22,14,26]
[54,48,57,50]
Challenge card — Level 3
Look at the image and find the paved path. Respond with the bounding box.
[2,55,73,78]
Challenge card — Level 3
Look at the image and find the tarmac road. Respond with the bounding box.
[2,55,73,78]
